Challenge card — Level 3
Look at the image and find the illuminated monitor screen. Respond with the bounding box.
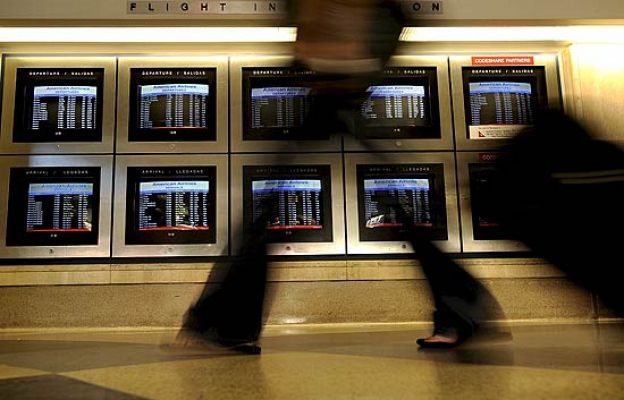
[462,66,547,140]
[469,163,514,240]
[252,179,323,230]
[6,167,101,246]
[359,67,440,139]
[243,165,333,242]
[242,67,324,140]
[128,68,217,142]
[13,68,104,142]
[125,166,216,245]
[357,164,448,242]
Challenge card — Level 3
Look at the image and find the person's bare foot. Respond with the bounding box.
[417,327,460,348]
[164,329,261,355]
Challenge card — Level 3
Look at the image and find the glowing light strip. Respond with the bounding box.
[0,27,297,42]
[0,26,622,43]
[399,26,624,43]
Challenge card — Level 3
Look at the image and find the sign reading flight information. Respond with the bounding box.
[127,1,287,14]
[125,1,444,16]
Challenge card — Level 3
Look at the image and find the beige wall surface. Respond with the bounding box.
[568,44,624,143]
[0,0,624,22]
[0,278,594,328]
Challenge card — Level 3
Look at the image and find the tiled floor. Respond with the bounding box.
[0,323,623,399]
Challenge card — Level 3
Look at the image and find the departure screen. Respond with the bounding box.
[243,165,333,242]
[129,68,216,141]
[469,163,513,240]
[125,166,216,245]
[359,67,440,139]
[469,81,533,132]
[242,67,322,140]
[138,84,208,129]
[250,87,311,130]
[31,86,97,131]
[363,85,427,124]
[462,67,547,140]
[13,68,104,142]
[6,167,101,246]
[357,164,448,242]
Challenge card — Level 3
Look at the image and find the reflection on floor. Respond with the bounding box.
[0,323,623,399]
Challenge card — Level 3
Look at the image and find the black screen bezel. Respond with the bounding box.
[128,68,217,142]
[124,166,217,245]
[359,67,441,139]
[242,165,333,243]
[468,163,514,241]
[461,66,548,138]
[6,167,101,246]
[13,68,105,143]
[356,164,448,242]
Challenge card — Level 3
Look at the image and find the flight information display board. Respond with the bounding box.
[356,164,448,242]
[128,68,216,141]
[243,165,333,242]
[6,167,101,246]
[125,166,216,245]
[462,66,547,140]
[360,67,440,139]
[242,67,322,140]
[12,68,104,142]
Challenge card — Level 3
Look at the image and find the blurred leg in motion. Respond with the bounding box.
[175,209,270,354]
[392,200,507,348]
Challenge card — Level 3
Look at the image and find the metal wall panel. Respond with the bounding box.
[112,154,229,257]
[0,56,116,154]
[0,155,113,258]
[344,55,454,152]
[344,152,460,254]
[456,152,528,253]
[229,55,342,153]
[116,56,228,153]
[230,153,346,255]
[450,53,561,151]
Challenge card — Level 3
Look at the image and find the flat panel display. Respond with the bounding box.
[360,67,440,139]
[128,68,217,142]
[125,166,217,245]
[243,165,333,243]
[13,68,104,142]
[456,152,528,252]
[357,164,448,242]
[6,167,100,246]
[462,66,548,140]
[242,67,324,140]
[468,163,515,241]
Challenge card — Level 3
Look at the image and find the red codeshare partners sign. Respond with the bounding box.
[471,56,535,66]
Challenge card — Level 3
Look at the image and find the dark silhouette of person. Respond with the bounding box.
[496,110,624,315]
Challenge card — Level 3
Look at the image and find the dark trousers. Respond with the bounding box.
[183,94,503,341]
[184,224,269,342]
[184,199,502,341]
